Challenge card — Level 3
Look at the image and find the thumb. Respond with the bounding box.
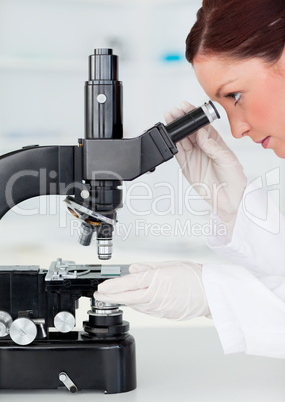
[196,128,233,162]
[97,269,154,293]
[130,260,186,273]
[129,261,167,273]
[129,263,153,274]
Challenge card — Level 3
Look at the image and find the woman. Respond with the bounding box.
[95,0,285,358]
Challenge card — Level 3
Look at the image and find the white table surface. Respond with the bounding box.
[0,327,284,402]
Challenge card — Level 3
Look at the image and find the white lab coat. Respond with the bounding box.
[202,181,285,358]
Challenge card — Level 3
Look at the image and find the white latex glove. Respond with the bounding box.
[94,261,210,320]
[165,101,247,236]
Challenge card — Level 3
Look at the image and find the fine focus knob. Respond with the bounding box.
[0,311,12,337]
[10,318,37,345]
[54,311,76,333]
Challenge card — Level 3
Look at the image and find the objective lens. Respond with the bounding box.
[79,222,96,246]
[97,239,113,260]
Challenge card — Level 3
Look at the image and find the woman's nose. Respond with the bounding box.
[227,112,250,139]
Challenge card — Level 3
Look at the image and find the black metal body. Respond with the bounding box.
[0,334,136,393]
[0,49,220,393]
[0,262,136,393]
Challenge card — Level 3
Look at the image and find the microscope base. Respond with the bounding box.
[0,332,136,394]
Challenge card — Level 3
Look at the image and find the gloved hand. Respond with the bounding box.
[94,261,210,320]
[165,101,247,236]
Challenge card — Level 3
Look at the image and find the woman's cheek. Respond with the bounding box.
[247,97,275,132]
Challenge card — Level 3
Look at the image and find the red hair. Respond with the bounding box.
[186,0,285,64]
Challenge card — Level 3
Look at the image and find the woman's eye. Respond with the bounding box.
[226,92,242,105]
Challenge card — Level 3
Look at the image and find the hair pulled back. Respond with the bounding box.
[186,0,285,64]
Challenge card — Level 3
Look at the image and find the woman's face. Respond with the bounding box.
[193,50,285,158]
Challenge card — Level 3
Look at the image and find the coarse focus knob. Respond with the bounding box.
[10,318,37,345]
[0,311,12,337]
[54,311,76,333]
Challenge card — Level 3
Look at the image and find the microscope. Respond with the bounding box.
[0,49,220,393]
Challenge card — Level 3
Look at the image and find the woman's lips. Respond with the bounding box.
[256,136,271,149]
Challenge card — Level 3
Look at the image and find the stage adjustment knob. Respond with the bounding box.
[10,318,37,345]
[0,311,12,337]
[54,311,76,333]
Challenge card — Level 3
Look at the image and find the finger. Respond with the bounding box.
[196,128,232,162]
[129,262,167,273]
[129,263,153,274]
[164,111,175,125]
[164,106,185,125]
[197,125,225,145]
[164,101,195,124]
[196,128,218,157]
[169,106,185,120]
[178,136,196,152]
[97,270,154,294]
[180,100,195,114]
[94,288,150,305]
[130,261,182,273]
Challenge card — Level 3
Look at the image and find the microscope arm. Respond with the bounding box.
[82,122,177,181]
[0,122,177,220]
[0,99,219,222]
[0,145,82,219]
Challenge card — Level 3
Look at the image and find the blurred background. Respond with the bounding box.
[0,0,284,328]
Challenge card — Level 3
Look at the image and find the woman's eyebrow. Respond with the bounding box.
[215,79,238,98]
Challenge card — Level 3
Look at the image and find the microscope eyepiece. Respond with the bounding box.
[88,48,119,82]
[202,101,220,123]
[165,101,220,144]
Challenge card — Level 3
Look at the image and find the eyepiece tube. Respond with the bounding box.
[165,101,220,144]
